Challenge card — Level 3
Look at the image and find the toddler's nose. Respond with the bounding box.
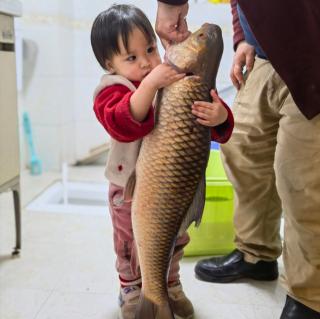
[141,59,150,69]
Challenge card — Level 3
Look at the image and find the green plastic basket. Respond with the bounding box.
[184,150,235,256]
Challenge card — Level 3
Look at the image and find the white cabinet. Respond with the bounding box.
[0,14,19,186]
[0,12,21,255]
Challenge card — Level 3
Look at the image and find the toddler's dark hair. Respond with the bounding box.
[91,4,157,70]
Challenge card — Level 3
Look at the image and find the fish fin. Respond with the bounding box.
[178,174,206,236]
[124,170,136,201]
[135,294,175,319]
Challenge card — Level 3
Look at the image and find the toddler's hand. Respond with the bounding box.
[143,63,185,90]
[192,90,228,127]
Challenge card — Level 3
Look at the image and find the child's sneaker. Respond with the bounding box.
[168,281,195,319]
[118,286,141,319]
[118,282,194,319]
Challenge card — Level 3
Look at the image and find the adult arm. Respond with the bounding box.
[230,0,255,89]
[230,0,245,50]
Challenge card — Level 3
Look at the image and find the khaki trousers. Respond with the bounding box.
[221,57,320,312]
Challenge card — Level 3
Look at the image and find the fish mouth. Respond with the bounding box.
[166,58,200,82]
[202,23,222,40]
[164,56,196,77]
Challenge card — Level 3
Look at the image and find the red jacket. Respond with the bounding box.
[93,81,234,144]
[230,0,245,50]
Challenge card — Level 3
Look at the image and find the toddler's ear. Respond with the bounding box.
[105,60,114,73]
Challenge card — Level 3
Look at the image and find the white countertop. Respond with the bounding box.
[0,0,22,17]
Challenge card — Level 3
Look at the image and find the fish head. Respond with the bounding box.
[165,23,223,88]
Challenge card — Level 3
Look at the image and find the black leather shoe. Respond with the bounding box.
[280,295,320,319]
[195,249,278,283]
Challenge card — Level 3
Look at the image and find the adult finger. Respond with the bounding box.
[176,16,190,42]
[167,29,190,44]
[230,67,240,90]
[156,20,189,45]
[245,51,255,72]
[233,62,244,86]
[156,20,178,44]
[160,37,171,49]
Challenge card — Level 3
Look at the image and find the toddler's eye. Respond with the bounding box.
[147,46,154,54]
[127,55,136,61]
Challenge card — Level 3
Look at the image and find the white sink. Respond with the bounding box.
[26,181,108,216]
[0,0,22,16]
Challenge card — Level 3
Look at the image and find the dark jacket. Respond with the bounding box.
[161,0,320,120]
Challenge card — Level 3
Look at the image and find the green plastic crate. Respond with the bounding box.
[184,150,235,256]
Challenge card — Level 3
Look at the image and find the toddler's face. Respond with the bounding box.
[106,27,161,82]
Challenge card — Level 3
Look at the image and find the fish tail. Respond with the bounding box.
[134,293,174,319]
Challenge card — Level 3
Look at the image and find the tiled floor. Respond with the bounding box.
[0,166,286,319]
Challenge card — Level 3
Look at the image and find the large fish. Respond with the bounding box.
[128,23,223,319]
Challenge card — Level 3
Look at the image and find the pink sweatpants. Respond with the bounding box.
[108,183,190,286]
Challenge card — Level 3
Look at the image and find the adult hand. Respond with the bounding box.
[155,1,190,48]
[230,41,255,90]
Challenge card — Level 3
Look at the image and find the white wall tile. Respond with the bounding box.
[20,25,74,78]
[73,28,102,78]
[74,121,108,161]
[20,76,74,126]
[19,0,73,17]
[28,125,65,171]
[73,76,100,122]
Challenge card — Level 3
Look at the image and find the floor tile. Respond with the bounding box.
[35,291,117,319]
[0,288,52,319]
